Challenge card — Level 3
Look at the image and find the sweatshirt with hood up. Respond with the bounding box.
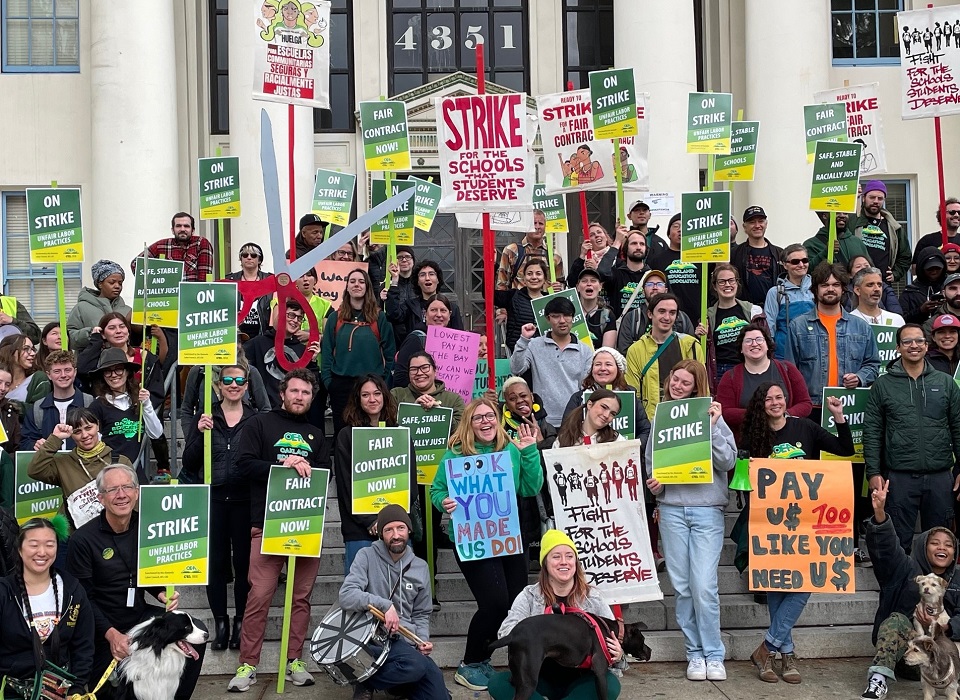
[339,539,432,644]
[901,246,948,324]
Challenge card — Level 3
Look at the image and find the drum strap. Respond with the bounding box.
[387,561,413,614]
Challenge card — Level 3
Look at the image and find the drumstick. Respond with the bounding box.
[367,604,427,647]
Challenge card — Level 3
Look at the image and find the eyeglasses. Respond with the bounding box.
[240,252,260,259]
[716,278,738,287]
[21,346,36,354]
[900,338,927,346]
[103,366,127,376]
[396,255,413,262]
[286,311,305,322]
[743,337,766,346]
[644,281,666,289]
[409,363,433,375]
[785,258,809,265]
[333,251,355,260]
[471,412,498,424]
[221,376,247,386]
[101,484,137,496]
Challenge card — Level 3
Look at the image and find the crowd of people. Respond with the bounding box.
[0,190,959,700]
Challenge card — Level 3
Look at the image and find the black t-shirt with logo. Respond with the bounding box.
[860,216,891,274]
[742,244,777,306]
[713,304,750,366]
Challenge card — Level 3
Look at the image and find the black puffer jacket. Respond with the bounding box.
[493,287,540,352]
[901,247,948,324]
[180,402,257,498]
[0,508,17,576]
[866,515,960,643]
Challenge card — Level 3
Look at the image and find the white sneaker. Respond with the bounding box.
[861,675,888,700]
[227,664,257,693]
[686,658,707,681]
[706,660,727,681]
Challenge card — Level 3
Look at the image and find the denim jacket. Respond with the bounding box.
[785,309,880,402]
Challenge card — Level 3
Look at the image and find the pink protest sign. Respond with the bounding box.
[425,326,481,403]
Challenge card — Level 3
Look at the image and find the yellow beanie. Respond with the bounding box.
[539,529,578,565]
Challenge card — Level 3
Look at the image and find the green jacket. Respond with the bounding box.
[391,380,466,432]
[850,208,911,283]
[863,358,960,480]
[803,225,873,270]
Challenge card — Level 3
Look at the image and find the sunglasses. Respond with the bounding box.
[785,257,809,265]
[240,252,260,259]
[221,376,247,386]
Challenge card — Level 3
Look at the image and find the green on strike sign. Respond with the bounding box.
[138,485,209,586]
[351,427,411,513]
[803,104,847,164]
[360,101,411,171]
[198,157,241,220]
[588,68,638,140]
[26,188,83,264]
[715,121,760,182]
[371,179,416,245]
[530,289,593,349]
[133,258,184,328]
[681,191,731,263]
[652,397,713,484]
[411,177,442,233]
[398,403,453,485]
[533,184,569,234]
[872,325,899,376]
[583,390,637,440]
[178,282,238,366]
[686,92,733,154]
[312,169,356,227]
[261,466,329,557]
[14,452,63,525]
[820,388,869,463]
[810,141,862,213]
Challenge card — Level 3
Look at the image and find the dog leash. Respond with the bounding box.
[68,659,117,700]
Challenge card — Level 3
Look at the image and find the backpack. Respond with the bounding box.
[334,316,381,342]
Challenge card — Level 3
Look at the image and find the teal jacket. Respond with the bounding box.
[320,309,395,387]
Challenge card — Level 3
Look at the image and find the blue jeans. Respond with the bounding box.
[765,592,811,654]
[344,539,375,576]
[658,504,725,661]
[365,639,450,700]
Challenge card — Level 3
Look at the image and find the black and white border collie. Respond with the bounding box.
[120,611,208,700]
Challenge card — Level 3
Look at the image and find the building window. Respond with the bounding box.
[1,192,81,324]
[207,0,355,135]
[562,0,612,89]
[388,0,528,95]
[832,0,902,65]
[2,0,79,73]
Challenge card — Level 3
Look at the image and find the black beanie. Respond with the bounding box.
[377,504,412,537]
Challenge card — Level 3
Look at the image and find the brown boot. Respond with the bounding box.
[751,642,778,683]
[780,652,801,684]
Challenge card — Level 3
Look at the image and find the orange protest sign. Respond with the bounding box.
[314,260,369,307]
[748,458,855,594]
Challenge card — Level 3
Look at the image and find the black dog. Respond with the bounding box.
[489,607,652,700]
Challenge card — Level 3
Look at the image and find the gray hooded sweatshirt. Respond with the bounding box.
[339,540,433,643]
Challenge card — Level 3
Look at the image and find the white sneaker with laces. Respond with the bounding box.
[706,660,727,681]
[861,675,888,700]
[686,658,707,681]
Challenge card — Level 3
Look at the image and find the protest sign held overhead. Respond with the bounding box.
[133,258,184,328]
[810,141,863,213]
[261,466,330,557]
[178,282,238,366]
[198,157,241,220]
[714,121,760,181]
[410,176,442,232]
[370,178,416,245]
[803,104,848,164]
[14,452,63,525]
[397,403,453,485]
[681,191,731,263]
[652,398,714,484]
[686,92,733,154]
[351,427,411,514]
[543,441,662,604]
[137,485,210,586]
[26,188,83,264]
[425,326,481,403]
[312,169,356,227]
[533,184,569,234]
[749,458,855,594]
[445,451,523,561]
[897,6,960,119]
[814,84,886,175]
[820,388,869,462]
[588,68,638,140]
[436,93,533,213]
[359,101,411,171]
[253,0,330,109]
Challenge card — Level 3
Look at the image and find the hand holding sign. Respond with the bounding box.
[282,455,312,478]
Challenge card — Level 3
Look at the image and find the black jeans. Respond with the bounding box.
[886,469,955,553]
[328,374,357,440]
[456,552,528,664]
[207,498,251,618]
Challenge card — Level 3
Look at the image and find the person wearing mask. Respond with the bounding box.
[731,206,783,306]
[431,399,542,691]
[900,247,948,325]
[21,350,93,451]
[601,230,650,319]
[616,270,698,354]
[393,294,456,389]
[851,181,910,284]
[763,244,814,360]
[705,264,765,390]
[0,334,49,406]
[225,242,272,340]
[180,365,257,652]
[927,314,960,375]
[68,260,133,351]
[715,323,812,439]
[843,256,903,315]
[494,258,552,353]
[804,211,872,270]
[740,385,854,683]
[382,246,417,345]
[647,213,704,325]
[387,261,465,335]
[646,360,736,682]
[576,269,618,350]
[912,197,960,273]
[848,266,905,329]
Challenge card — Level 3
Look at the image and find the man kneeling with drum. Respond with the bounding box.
[339,505,450,700]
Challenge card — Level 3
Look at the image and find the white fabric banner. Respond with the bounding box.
[253,0,331,109]
[814,83,887,175]
[898,7,960,119]
[436,93,534,214]
[542,441,663,605]
[536,87,650,195]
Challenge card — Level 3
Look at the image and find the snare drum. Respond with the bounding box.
[309,606,392,685]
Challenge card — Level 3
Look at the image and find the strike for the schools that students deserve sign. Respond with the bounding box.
[26,188,83,264]
[261,466,330,557]
[810,141,863,213]
[198,157,241,220]
[445,450,523,561]
[814,83,887,175]
[897,6,960,119]
[582,390,637,440]
[436,93,533,213]
[397,403,453,485]
[536,88,650,195]
[803,104,848,164]
[410,177,442,233]
[424,326,481,404]
[178,282,238,366]
[359,101,411,171]
[370,179,416,245]
[542,440,662,604]
[749,458,855,594]
[133,259,185,329]
[714,121,760,182]
[533,184,569,234]
[252,0,331,109]
[680,191,731,264]
[686,92,733,154]
[137,485,210,586]
[14,452,63,525]
[312,169,356,227]
[651,398,714,484]
[351,427,411,514]
[820,388,869,463]
[588,68,638,140]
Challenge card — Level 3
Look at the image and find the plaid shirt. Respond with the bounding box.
[496,237,564,290]
[135,236,215,282]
